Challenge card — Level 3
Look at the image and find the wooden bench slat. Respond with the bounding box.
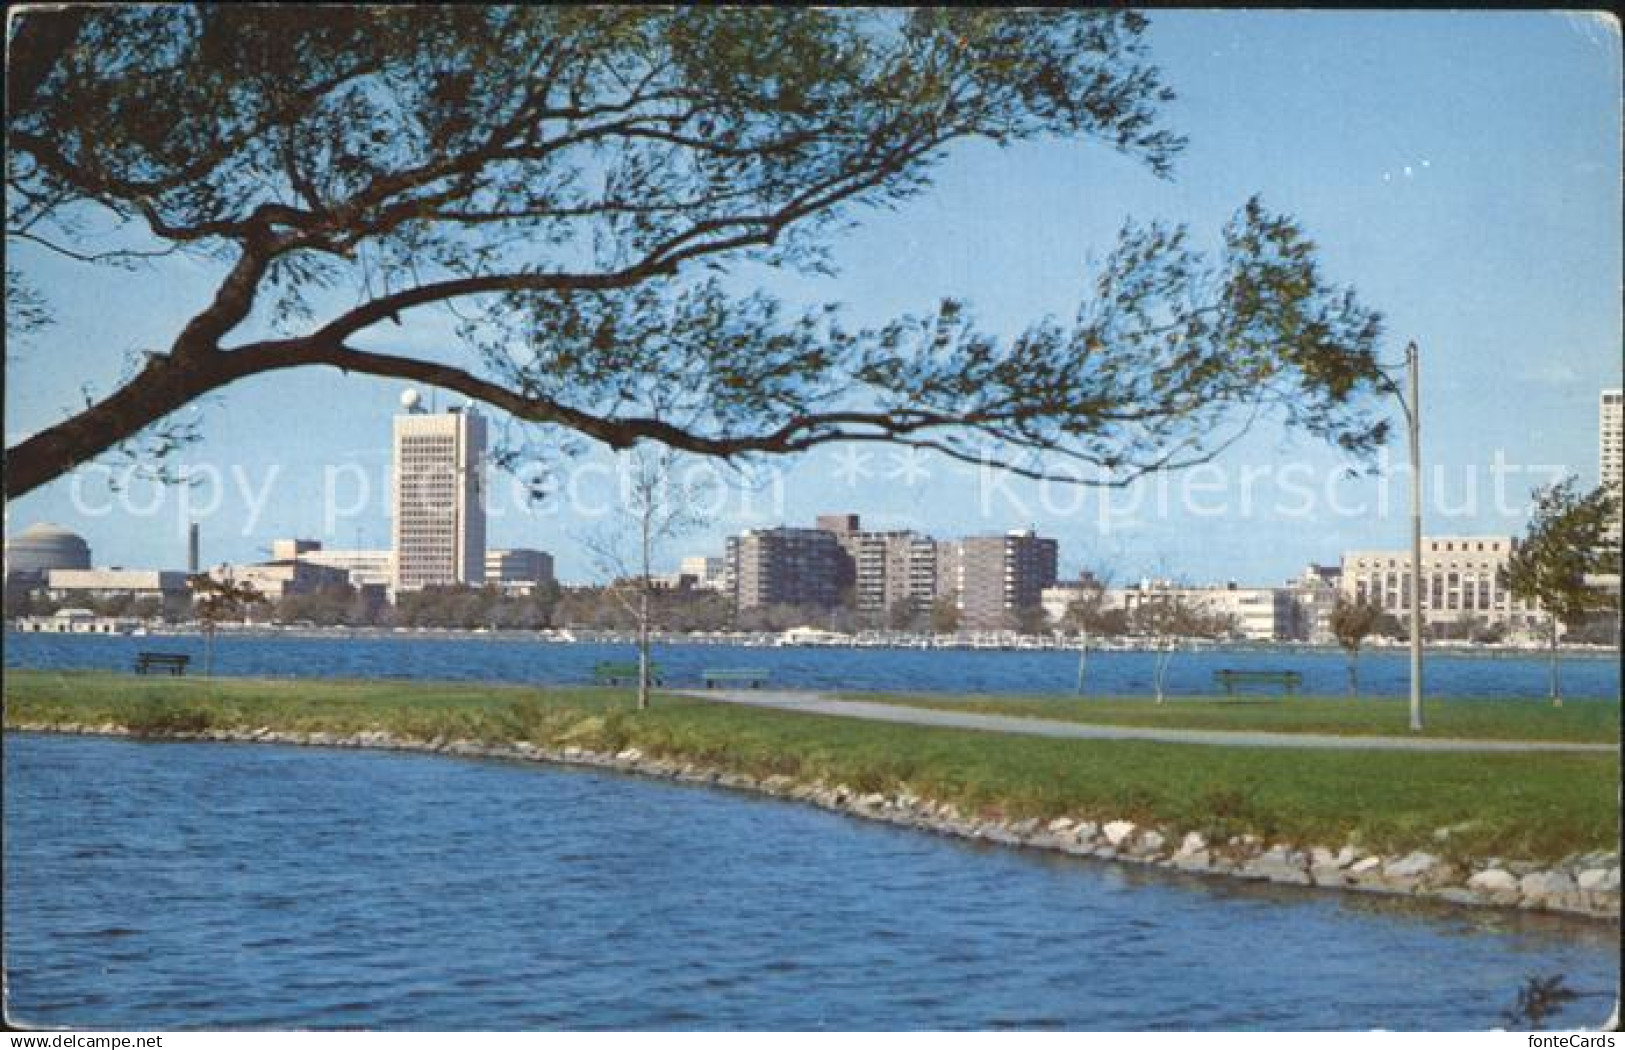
[1212,669,1301,697]
[592,661,661,685]
[701,669,771,689]
[134,652,191,676]
[702,676,770,692]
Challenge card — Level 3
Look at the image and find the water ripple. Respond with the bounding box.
[5,733,1618,1030]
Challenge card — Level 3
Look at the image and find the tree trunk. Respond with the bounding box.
[1549,618,1562,708]
[203,627,215,677]
[1346,651,1358,697]
[637,588,651,712]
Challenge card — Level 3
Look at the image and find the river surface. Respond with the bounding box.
[3,733,1618,1030]
[7,630,1620,700]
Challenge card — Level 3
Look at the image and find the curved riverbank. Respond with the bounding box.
[8,718,1619,923]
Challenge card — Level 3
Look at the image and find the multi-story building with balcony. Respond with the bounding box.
[937,529,1058,630]
[726,527,847,609]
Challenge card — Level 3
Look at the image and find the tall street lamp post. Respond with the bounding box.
[1384,341,1425,732]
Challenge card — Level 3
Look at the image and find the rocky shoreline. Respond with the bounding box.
[12,721,1620,923]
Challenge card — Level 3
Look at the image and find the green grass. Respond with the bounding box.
[833,692,1622,744]
[5,670,1619,863]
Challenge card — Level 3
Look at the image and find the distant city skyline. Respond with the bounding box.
[6,12,1620,584]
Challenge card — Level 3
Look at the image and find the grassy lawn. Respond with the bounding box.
[5,670,1618,863]
[833,692,1622,744]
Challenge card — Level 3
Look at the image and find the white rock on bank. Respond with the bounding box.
[1383,851,1441,881]
[1171,850,1211,872]
[1102,821,1136,847]
[1466,869,1519,893]
[1246,848,1309,884]
[1177,832,1207,857]
[1519,872,1577,901]
[1577,868,1619,893]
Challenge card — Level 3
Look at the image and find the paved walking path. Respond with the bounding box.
[675,689,1620,753]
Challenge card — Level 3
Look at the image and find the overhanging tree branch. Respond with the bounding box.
[6,8,1389,502]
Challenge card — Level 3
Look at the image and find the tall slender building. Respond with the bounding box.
[1602,389,1622,547]
[392,398,487,590]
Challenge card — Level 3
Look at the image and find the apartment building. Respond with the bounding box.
[848,530,938,614]
[726,527,847,609]
[938,529,1058,630]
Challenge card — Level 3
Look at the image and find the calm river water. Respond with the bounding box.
[6,630,1621,699]
[3,733,1618,1030]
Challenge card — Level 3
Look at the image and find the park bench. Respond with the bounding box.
[134,652,191,676]
[592,661,661,686]
[1212,669,1302,697]
[701,669,771,689]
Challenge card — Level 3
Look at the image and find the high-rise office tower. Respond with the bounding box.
[392,396,486,590]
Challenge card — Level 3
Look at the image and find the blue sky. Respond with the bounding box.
[6,11,1621,584]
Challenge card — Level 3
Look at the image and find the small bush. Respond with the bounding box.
[122,701,213,734]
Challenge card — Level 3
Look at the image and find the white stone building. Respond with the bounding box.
[1098,580,1293,641]
[679,555,727,591]
[392,404,487,590]
[1339,536,1541,636]
[45,568,189,602]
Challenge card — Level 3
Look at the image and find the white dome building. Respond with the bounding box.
[5,522,92,583]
